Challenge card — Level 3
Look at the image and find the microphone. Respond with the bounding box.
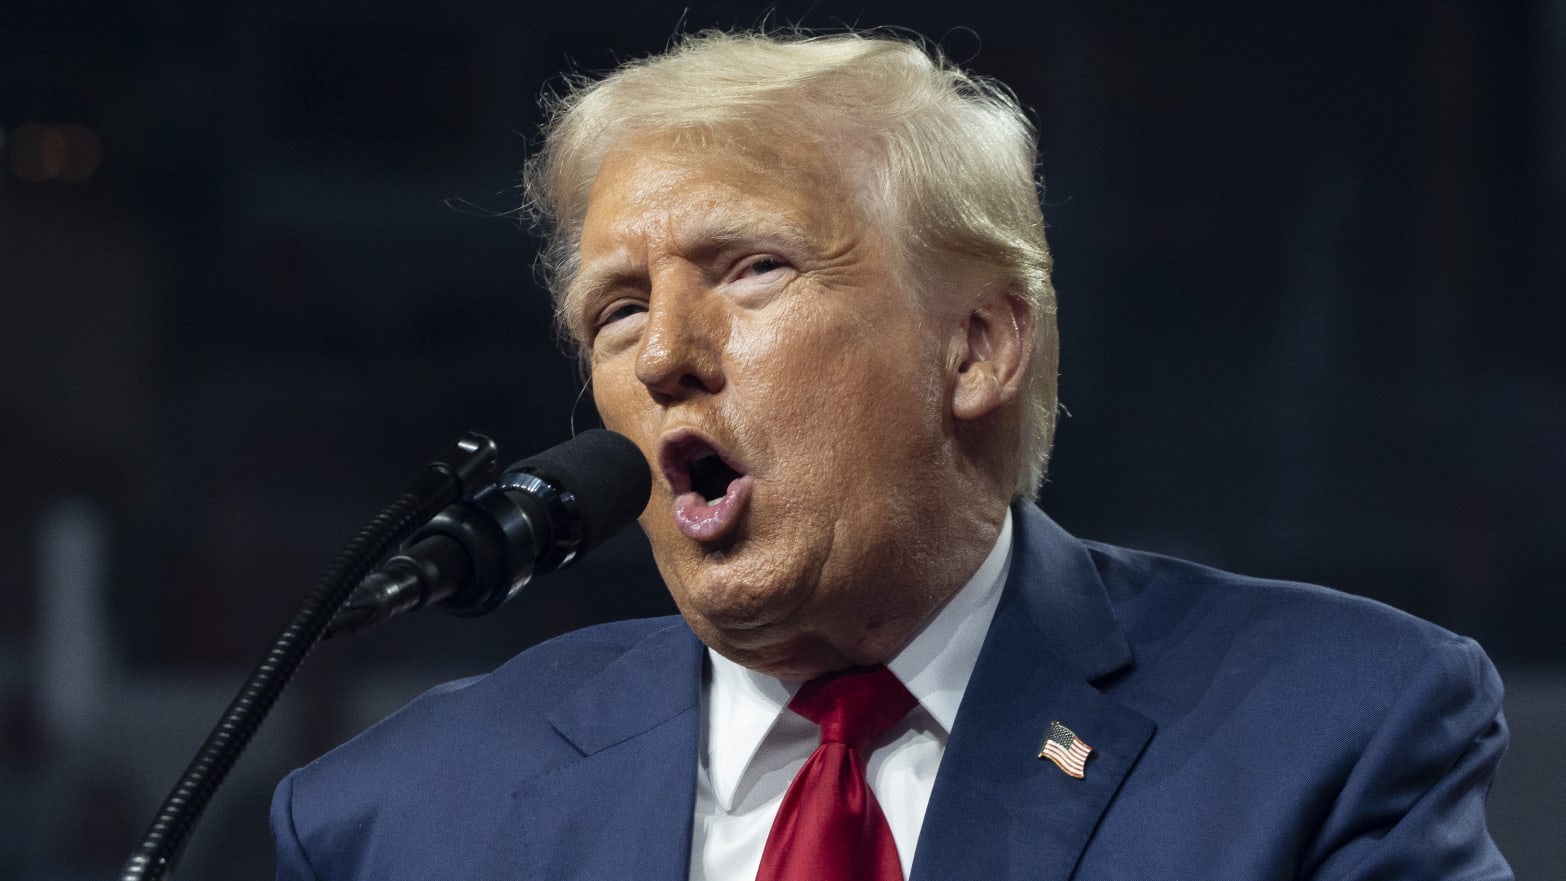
[326,429,651,638]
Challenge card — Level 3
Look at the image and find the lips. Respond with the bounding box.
[659,431,754,542]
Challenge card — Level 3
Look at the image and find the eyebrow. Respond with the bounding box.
[564,256,641,332]
[700,215,815,254]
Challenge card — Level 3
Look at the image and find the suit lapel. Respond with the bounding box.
[910,505,1156,881]
[507,621,706,881]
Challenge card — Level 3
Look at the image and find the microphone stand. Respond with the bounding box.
[118,433,500,881]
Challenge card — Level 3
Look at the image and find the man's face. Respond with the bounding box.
[572,137,967,676]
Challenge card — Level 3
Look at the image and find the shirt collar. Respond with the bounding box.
[703,509,1014,810]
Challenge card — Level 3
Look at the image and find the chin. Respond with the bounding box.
[676,575,803,635]
[659,531,806,613]
[705,632,854,681]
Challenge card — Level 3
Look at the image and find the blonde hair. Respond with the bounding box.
[523,30,1060,499]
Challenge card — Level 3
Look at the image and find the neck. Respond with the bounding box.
[711,496,1010,679]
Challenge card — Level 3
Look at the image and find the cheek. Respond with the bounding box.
[741,325,939,466]
[589,361,641,429]
[733,337,852,446]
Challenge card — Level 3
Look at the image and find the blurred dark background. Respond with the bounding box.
[2,0,1561,877]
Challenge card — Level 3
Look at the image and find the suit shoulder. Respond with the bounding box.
[1070,541,1509,879]
[486,614,692,688]
[289,615,690,788]
[1079,539,1501,728]
[1082,538,1476,659]
[274,615,701,876]
[415,613,689,716]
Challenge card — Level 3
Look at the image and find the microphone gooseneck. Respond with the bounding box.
[121,430,648,880]
[326,429,651,638]
[120,432,500,881]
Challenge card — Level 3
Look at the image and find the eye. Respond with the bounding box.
[741,256,787,277]
[595,300,646,331]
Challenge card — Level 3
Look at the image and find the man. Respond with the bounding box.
[272,31,1511,880]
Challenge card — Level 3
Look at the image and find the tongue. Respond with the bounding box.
[673,474,753,542]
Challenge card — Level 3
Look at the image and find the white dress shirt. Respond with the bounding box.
[689,510,1013,881]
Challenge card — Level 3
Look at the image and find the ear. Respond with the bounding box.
[951,287,1033,422]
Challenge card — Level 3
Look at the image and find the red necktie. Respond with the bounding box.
[755,666,918,881]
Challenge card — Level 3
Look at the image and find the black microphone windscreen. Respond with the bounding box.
[513,429,651,552]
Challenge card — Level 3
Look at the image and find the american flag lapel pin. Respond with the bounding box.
[1038,720,1094,778]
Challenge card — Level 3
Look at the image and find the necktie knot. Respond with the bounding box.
[788,666,916,752]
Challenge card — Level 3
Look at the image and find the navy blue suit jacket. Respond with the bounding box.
[272,503,1511,879]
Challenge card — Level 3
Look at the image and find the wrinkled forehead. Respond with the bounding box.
[583,134,858,237]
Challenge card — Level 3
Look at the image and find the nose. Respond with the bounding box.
[634,267,726,402]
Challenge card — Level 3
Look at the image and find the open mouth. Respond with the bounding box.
[661,433,746,496]
[660,432,754,542]
[688,450,743,503]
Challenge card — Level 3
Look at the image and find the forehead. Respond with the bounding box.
[580,135,863,252]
